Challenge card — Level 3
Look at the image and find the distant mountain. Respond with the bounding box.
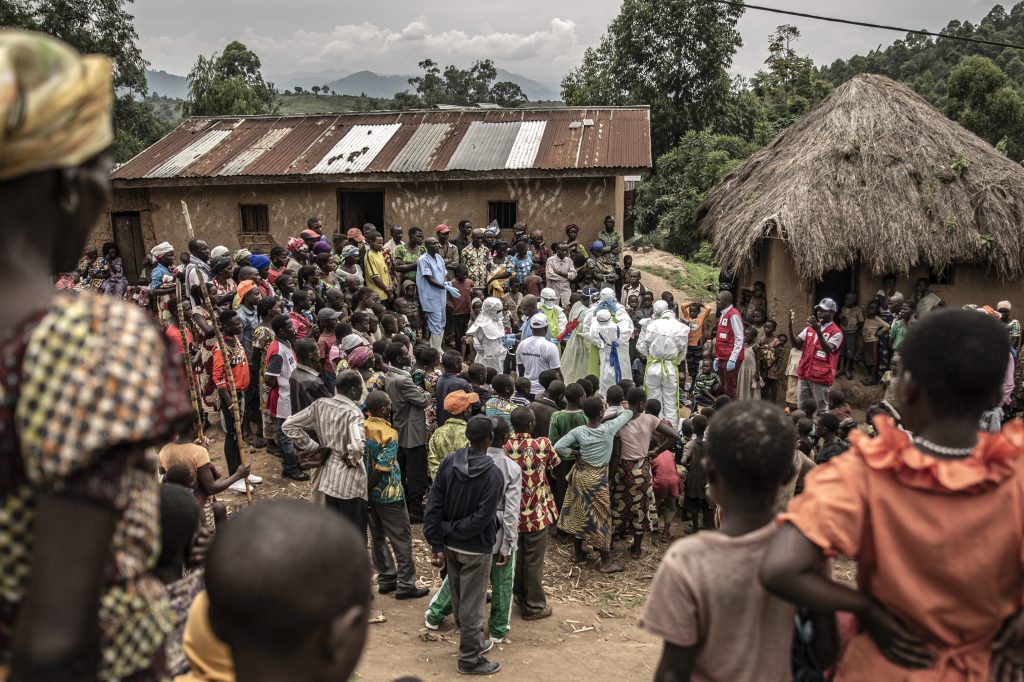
[325,68,562,101]
[146,69,188,99]
[145,66,563,104]
[326,70,413,98]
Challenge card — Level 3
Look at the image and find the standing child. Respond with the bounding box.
[512,376,534,407]
[736,326,762,401]
[650,438,683,541]
[505,407,560,621]
[485,374,516,424]
[861,300,890,385]
[762,310,1024,681]
[641,402,832,681]
[881,353,901,408]
[785,345,802,411]
[681,414,712,532]
[364,391,428,601]
[839,292,865,380]
[547,383,589,513]
[759,321,787,405]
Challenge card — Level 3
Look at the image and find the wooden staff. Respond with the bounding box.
[183,202,252,504]
[174,277,205,442]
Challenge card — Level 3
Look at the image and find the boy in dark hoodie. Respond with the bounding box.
[423,415,505,676]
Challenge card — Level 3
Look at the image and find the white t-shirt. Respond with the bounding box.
[516,335,561,393]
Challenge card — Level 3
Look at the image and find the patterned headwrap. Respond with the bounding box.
[0,30,113,181]
[233,248,252,263]
[565,223,579,235]
[287,237,304,252]
[347,345,372,368]
[341,245,360,259]
[484,226,500,237]
[150,241,174,258]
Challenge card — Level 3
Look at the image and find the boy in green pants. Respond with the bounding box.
[425,417,522,647]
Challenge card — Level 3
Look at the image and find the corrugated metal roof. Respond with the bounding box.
[447,122,521,171]
[112,107,651,182]
[505,121,546,169]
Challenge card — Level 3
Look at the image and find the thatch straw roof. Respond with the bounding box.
[696,74,1024,281]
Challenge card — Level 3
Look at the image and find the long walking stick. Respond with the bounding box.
[174,277,205,442]
[183,202,252,505]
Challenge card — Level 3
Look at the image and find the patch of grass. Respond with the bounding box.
[644,258,720,304]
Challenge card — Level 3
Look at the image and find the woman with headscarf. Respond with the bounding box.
[586,289,634,393]
[208,254,236,305]
[348,345,386,402]
[91,240,129,297]
[561,287,601,384]
[248,253,274,299]
[286,237,308,272]
[0,31,192,680]
[189,282,221,418]
[335,244,364,286]
[564,223,586,263]
[467,297,510,372]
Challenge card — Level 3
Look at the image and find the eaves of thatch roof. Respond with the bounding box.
[696,74,1024,281]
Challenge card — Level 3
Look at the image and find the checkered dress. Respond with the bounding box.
[0,293,192,680]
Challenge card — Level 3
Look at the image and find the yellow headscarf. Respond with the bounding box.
[0,29,113,181]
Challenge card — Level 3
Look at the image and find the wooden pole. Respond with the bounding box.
[183,202,252,504]
[174,277,205,442]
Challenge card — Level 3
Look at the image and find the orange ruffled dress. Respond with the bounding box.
[781,418,1024,681]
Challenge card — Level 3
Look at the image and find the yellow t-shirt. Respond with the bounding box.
[363,249,391,301]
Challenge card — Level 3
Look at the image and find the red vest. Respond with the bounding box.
[797,321,842,385]
[714,307,745,364]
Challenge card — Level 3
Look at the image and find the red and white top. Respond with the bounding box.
[797,322,843,386]
[714,305,745,364]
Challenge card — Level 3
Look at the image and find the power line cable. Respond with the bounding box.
[714,0,1024,51]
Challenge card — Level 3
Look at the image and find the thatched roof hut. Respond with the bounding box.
[696,74,1024,282]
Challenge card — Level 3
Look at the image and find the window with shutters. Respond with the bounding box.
[239,204,270,234]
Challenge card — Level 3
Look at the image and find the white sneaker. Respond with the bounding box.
[424,611,439,630]
[247,473,263,485]
[229,479,249,493]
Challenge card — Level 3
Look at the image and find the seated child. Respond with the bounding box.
[827,389,853,422]
[692,359,721,408]
[641,401,834,681]
[762,310,1024,680]
[204,501,371,682]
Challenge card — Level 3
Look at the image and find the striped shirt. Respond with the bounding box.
[282,394,367,500]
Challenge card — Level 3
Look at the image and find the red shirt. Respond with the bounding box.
[212,336,250,391]
[448,277,474,315]
[317,332,336,374]
[651,450,682,500]
[164,324,194,357]
[289,310,312,339]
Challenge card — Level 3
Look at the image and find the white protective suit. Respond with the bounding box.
[636,308,690,425]
[538,287,569,338]
[468,297,508,373]
[586,288,634,394]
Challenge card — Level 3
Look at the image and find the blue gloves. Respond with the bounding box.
[444,283,461,299]
[726,360,736,372]
[712,359,719,372]
[502,334,516,349]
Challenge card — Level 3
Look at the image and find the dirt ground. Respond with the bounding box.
[627,248,691,304]
[209,426,857,682]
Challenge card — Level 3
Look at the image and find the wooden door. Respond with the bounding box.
[111,212,146,285]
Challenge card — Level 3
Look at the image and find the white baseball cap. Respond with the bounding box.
[530,312,549,329]
[815,298,838,313]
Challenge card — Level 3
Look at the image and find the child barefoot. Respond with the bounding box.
[641,401,835,680]
[762,310,1024,680]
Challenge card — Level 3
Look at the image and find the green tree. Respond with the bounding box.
[633,130,757,255]
[560,0,744,156]
[397,58,529,108]
[2,0,169,162]
[946,55,1024,157]
[312,86,321,96]
[749,25,831,136]
[183,41,278,117]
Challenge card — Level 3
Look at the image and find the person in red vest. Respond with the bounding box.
[788,298,844,414]
[713,290,745,399]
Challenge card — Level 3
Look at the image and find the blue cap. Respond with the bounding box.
[590,240,604,251]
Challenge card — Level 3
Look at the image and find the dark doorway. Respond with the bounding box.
[111,212,146,285]
[814,265,857,310]
[338,190,384,233]
[623,188,638,240]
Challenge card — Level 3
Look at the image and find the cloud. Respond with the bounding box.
[140,17,580,78]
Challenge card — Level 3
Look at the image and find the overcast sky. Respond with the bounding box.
[133,0,1006,84]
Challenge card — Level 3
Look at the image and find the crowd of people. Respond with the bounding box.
[8,29,1024,682]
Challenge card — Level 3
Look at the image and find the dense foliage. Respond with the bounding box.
[560,0,744,158]
[1,0,171,162]
[393,59,529,109]
[183,41,279,117]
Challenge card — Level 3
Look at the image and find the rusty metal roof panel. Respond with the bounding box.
[112,107,651,181]
[446,121,521,171]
